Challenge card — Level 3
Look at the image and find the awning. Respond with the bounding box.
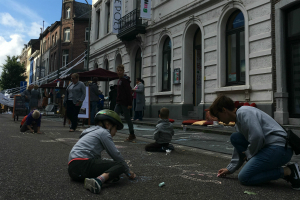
[39,79,64,88]
[60,68,119,82]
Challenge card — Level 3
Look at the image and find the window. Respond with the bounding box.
[66,7,71,19]
[106,2,111,34]
[64,28,70,41]
[96,10,100,39]
[47,38,49,49]
[62,50,69,67]
[85,27,89,41]
[54,53,57,70]
[226,10,245,86]
[52,35,55,46]
[162,37,172,91]
[286,5,300,117]
[55,32,58,44]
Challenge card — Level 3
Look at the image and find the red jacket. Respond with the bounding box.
[116,76,132,107]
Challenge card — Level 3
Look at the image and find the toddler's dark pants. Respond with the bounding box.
[68,159,127,182]
[20,121,38,132]
[145,142,169,152]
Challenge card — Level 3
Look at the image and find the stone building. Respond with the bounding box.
[39,26,51,82]
[88,0,299,124]
[19,39,40,84]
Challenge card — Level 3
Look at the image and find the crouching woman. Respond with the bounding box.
[68,109,136,194]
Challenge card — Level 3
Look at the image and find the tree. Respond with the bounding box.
[0,56,27,90]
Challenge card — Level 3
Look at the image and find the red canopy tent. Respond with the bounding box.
[39,79,64,88]
[60,68,119,82]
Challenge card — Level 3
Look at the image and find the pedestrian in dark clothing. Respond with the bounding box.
[20,110,42,134]
[29,85,40,110]
[89,77,100,125]
[98,90,104,111]
[64,73,86,132]
[132,78,145,121]
[114,65,135,141]
[109,85,117,111]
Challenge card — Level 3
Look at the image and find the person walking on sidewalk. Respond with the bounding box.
[64,73,86,132]
[68,109,136,194]
[209,95,300,190]
[132,78,145,121]
[114,65,135,141]
[29,85,40,110]
[22,85,33,113]
[89,77,100,125]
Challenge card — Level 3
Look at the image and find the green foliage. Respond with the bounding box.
[0,56,27,90]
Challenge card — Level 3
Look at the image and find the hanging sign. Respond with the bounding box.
[112,0,122,34]
[140,0,152,19]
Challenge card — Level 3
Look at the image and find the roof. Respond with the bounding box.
[49,21,61,32]
[73,1,91,19]
[28,39,39,46]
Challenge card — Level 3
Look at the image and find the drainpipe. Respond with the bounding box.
[85,0,91,71]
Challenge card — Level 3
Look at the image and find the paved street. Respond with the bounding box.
[0,114,299,199]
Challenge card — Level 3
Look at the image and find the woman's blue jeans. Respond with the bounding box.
[230,132,293,185]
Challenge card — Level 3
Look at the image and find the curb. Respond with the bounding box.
[122,120,234,136]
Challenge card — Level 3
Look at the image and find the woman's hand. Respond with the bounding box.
[217,168,229,178]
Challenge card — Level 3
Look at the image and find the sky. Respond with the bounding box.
[0,0,92,74]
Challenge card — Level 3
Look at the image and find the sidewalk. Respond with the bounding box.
[42,116,300,164]
[126,117,300,135]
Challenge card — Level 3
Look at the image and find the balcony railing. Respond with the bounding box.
[117,9,147,41]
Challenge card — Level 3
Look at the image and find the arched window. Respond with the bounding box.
[162,37,171,91]
[135,48,142,82]
[226,10,245,85]
[64,28,70,42]
[66,7,71,19]
[94,63,99,69]
[286,5,300,117]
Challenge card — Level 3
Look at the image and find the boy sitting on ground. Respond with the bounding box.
[68,109,136,194]
[20,110,42,134]
[145,107,174,152]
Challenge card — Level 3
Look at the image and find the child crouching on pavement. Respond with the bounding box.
[145,107,174,152]
[68,109,136,194]
[20,110,42,134]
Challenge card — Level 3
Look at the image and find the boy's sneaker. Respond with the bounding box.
[287,163,300,190]
[125,134,136,142]
[84,178,102,194]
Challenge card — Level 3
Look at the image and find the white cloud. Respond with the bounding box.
[0,0,43,22]
[0,34,25,67]
[0,13,24,30]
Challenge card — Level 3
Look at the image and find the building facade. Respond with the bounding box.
[19,39,40,84]
[90,0,299,124]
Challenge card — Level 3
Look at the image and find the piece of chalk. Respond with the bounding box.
[159,182,165,187]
